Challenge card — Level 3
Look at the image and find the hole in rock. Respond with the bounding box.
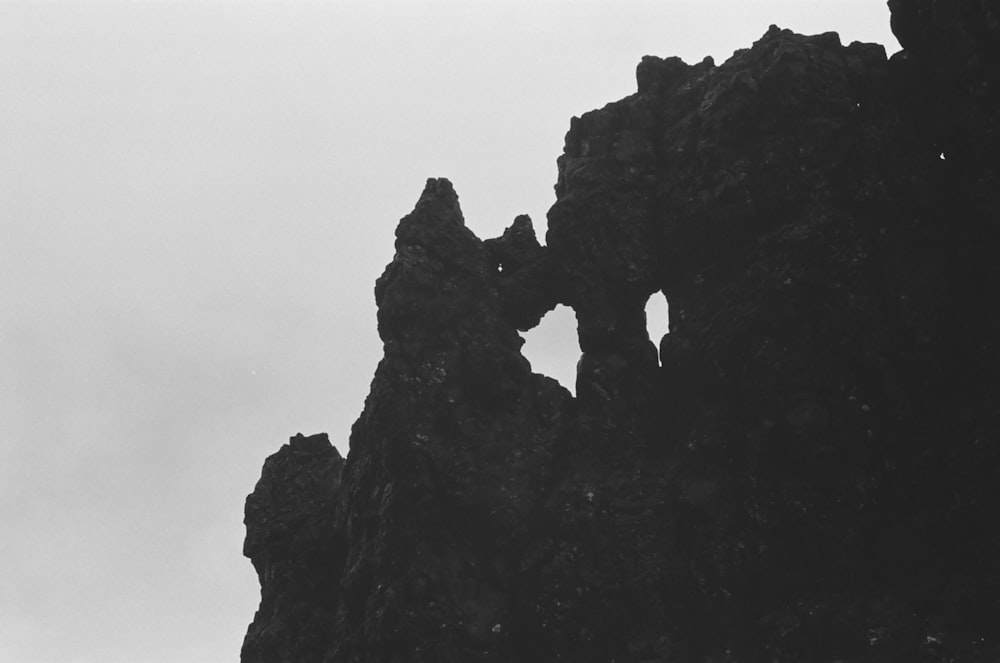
[645,292,670,363]
[520,304,579,394]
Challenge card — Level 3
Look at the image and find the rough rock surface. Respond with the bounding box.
[242,3,999,661]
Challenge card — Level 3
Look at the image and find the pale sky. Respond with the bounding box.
[0,2,897,661]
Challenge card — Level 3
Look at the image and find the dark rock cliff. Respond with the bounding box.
[242,2,999,661]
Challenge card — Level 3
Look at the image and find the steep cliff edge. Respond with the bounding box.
[242,3,999,661]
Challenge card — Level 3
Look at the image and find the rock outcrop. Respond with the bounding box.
[242,2,999,661]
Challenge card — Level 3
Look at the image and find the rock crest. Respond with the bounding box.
[242,3,1000,661]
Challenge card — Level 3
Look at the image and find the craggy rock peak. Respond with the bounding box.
[242,2,999,661]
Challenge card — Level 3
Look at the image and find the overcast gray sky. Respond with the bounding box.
[0,2,896,661]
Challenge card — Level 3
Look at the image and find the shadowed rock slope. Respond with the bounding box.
[242,3,999,661]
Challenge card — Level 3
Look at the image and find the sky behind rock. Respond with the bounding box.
[0,2,896,661]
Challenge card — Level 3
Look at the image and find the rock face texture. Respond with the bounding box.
[242,3,999,661]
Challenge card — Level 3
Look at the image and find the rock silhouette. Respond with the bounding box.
[242,3,999,661]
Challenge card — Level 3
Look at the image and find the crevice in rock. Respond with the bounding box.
[645,291,670,364]
[519,303,579,393]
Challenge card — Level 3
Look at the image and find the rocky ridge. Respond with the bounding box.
[242,2,999,661]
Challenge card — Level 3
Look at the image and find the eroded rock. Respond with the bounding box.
[243,4,999,660]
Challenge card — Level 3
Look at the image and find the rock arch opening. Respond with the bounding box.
[645,292,670,363]
[520,304,579,394]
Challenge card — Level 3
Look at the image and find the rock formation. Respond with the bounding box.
[242,2,999,660]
